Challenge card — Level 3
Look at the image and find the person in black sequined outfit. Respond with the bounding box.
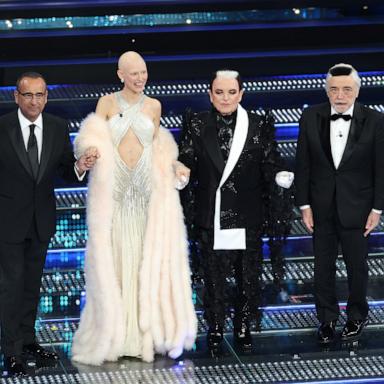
[178,70,294,351]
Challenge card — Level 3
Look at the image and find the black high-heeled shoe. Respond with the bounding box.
[4,355,27,377]
[233,300,253,349]
[207,323,223,350]
[233,313,252,349]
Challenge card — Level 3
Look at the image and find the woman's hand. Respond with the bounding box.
[76,147,100,174]
[173,160,190,190]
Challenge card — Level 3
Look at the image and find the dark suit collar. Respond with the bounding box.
[37,113,55,184]
[203,112,225,174]
[7,110,34,179]
[350,102,366,124]
[338,102,365,168]
[316,103,334,169]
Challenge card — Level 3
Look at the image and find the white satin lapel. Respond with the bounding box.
[214,105,248,250]
[220,105,248,186]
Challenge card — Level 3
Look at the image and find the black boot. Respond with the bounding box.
[3,355,27,377]
[233,304,252,349]
[207,323,223,351]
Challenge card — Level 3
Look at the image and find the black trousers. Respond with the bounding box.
[199,227,263,327]
[0,218,49,356]
[313,209,369,323]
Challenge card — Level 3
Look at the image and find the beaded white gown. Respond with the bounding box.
[109,92,154,357]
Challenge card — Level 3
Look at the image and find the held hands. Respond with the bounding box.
[364,210,381,237]
[76,146,100,174]
[301,207,314,234]
[173,160,190,190]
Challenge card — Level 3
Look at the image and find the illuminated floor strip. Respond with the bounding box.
[2,357,384,384]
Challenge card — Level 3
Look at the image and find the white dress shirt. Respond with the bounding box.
[18,109,43,162]
[330,105,353,169]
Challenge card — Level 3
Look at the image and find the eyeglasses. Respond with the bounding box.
[17,90,46,101]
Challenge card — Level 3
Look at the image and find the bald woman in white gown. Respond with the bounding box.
[72,51,196,364]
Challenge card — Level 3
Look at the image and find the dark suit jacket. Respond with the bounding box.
[295,102,384,229]
[0,110,78,243]
[178,109,283,230]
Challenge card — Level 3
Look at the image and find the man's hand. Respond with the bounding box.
[301,207,314,233]
[364,210,381,237]
[76,147,100,174]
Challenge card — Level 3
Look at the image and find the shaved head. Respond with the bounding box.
[118,51,145,71]
[117,51,148,94]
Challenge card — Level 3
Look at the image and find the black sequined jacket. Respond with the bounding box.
[178,108,287,232]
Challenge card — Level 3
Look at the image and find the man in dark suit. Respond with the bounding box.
[295,63,384,344]
[178,70,293,351]
[0,72,97,376]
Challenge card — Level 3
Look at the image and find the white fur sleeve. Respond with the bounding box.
[74,113,111,159]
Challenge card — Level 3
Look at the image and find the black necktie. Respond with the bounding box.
[27,124,39,179]
[330,114,352,121]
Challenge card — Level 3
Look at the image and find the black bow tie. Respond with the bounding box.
[330,113,352,121]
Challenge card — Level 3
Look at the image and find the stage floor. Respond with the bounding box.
[2,322,384,383]
[2,275,384,383]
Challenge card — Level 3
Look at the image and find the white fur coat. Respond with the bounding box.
[71,114,197,365]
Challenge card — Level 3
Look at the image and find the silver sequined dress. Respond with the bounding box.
[109,92,154,357]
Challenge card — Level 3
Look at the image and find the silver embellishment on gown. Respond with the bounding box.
[108,92,154,357]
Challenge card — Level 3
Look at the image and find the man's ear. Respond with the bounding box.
[14,89,19,104]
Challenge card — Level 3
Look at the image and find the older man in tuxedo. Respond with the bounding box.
[0,72,97,376]
[295,63,384,344]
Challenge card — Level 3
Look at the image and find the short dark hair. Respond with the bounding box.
[16,71,47,89]
[329,66,352,77]
[325,63,361,89]
[209,69,243,91]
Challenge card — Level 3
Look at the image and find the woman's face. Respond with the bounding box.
[209,76,244,115]
[118,57,148,94]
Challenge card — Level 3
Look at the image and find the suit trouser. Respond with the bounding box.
[313,211,369,323]
[199,227,263,327]
[0,218,49,356]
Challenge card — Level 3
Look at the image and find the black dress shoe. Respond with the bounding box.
[341,319,368,341]
[317,321,336,344]
[207,324,223,350]
[3,355,26,377]
[23,343,59,361]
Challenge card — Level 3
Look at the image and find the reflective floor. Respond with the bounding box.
[2,265,384,383]
[2,319,384,383]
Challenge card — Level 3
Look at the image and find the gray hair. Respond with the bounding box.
[325,63,361,90]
